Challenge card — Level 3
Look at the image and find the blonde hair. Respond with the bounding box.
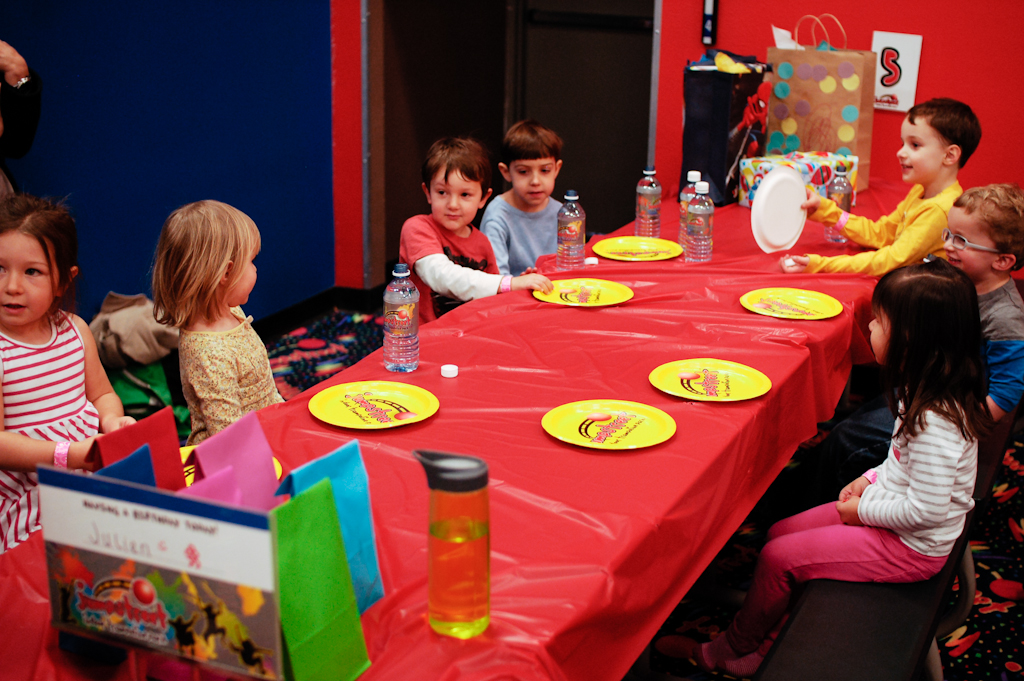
[152,200,261,327]
[954,183,1024,269]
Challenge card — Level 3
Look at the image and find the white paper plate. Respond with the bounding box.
[751,167,807,253]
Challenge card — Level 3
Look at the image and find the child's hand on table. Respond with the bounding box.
[800,187,821,214]
[69,437,98,471]
[780,254,809,273]
[513,273,554,294]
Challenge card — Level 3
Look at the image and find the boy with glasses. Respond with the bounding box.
[943,184,1024,421]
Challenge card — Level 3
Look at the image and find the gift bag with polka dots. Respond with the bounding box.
[766,15,876,190]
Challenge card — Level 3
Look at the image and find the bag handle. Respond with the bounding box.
[813,13,848,49]
[793,15,831,48]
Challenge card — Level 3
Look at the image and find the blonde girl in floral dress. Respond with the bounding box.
[152,201,282,445]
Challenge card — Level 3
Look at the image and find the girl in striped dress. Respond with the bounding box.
[697,259,994,677]
[0,195,134,553]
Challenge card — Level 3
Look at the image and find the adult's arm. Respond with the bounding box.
[0,40,41,160]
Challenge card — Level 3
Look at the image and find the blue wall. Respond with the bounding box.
[0,2,335,321]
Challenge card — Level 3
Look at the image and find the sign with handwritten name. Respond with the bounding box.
[38,466,282,679]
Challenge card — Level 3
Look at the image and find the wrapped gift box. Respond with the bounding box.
[739,152,858,207]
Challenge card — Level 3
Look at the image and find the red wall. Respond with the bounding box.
[655,3,1024,201]
[332,0,365,288]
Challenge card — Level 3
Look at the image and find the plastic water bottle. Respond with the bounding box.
[383,263,419,372]
[678,170,701,246]
[556,190,586,270]
[684,181,714,263]
[635,166,662,238]
[415,450,490,639]
[825,165,852,244]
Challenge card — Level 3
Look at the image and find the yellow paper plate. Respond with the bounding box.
[180,446,283,487]
[649,358,772,402]
[541,399,676,450]
[308,380,439,429]
[593,236,683,261]
[739,287,843,320]
[533,278,634,307]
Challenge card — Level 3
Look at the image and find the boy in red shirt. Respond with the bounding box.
[400,137,552,323]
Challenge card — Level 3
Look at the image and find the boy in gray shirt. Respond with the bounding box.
[482,120,564,275]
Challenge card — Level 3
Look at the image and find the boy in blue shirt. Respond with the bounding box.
[812,183,1024,504]
[482,120,564,275]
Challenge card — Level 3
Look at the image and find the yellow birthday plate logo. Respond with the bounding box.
[533,278,634,307]
[649,359,772,402]
[308,381,439,429]
[739,287,843,320]
[593,236,683,261]
[541,399,675,450]
[180,447,282,486]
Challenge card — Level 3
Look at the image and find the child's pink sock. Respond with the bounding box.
[695,632,741,673]
[721,650,765,678]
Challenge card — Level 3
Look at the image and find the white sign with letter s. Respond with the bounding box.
[871,31,923,112]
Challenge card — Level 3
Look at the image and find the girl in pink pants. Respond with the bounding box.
[698,259,994,677]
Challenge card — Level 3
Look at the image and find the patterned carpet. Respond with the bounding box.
[266,309,384,400]
[263,314,1022,679]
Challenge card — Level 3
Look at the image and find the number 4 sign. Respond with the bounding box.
[871,31,923,112]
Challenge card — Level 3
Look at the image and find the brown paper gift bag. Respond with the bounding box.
[766,15,875,190]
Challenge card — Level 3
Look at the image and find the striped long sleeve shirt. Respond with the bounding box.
[858,409,977,558]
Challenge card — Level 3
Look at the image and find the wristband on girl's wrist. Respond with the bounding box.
[835,211,851,231]
[53,442,70,469]
[499,275,513,294]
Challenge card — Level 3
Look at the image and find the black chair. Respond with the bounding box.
[754,401,1019,681]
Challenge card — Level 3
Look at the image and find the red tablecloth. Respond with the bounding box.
[1,180,908,681]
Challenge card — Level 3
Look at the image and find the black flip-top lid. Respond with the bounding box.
[414,450,488,492]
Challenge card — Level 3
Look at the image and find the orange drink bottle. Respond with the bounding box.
[415,450,490,639]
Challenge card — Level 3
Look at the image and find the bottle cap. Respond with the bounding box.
[415,450,488,492]
[393,263,410,276]
[644,165,656,175]
[687,170,702,182]
[441,364,458,378]
[695,181,710,194]
[836,164,848,175]
[584,256,599,266]
[564,190,579,200]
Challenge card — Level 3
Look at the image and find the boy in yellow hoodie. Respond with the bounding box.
[781,98,980,275]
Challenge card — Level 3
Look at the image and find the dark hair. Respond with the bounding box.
[906,98,982,168]
[0,194,78,317]
[873,259,992,441]
[501,119,564,164]
[421,137,492,196]
[953,183,1024,269]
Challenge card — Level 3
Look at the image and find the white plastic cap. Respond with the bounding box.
[585,256,599,266]
[695,181,710,194]
[441,364,459,378]
[687,170,701,182]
